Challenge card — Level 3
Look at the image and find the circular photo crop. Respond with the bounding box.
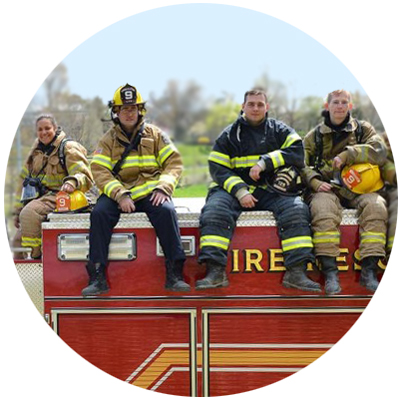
[3,2,397,398]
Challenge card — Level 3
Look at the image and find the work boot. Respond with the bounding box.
[283,263,321,292]
[196,261,229,290]
[165,260,190,292]
[360,256,380,292]
[319,256,341,295]
[81,262,109,297]
[85,261,97,286]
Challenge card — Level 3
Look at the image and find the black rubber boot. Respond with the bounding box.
[196,261,229,290]
[85,261,97,286]
[319,256,341,295]
[165,260,190,292]
[81,262,110,297]
[360,256,380,292]
[283,263,321,292]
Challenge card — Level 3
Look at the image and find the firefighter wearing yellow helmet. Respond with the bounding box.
[302,90,388,294]
[81,84,188,296]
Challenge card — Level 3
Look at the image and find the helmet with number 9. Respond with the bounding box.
[341,163,384,194]
[109,84,146,115]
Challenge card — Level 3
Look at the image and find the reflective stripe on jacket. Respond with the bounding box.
[209,115,304,197]
[91,122,183,202]
[302,117,387,190]
[14,131,93,213]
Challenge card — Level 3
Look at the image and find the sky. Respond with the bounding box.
[1,1,400,400]
[37,3,367,106]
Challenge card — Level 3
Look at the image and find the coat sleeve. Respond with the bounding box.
[62,141,94,192]
[208,132,248,197]
[301,128,323,190]
[259,121,305,173]
[340,121,387,166]
[153,128,183,196]
[90,136,131,202]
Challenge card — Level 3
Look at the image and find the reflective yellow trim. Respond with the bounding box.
[68,161,86,175]
[158,144,176,165]
[130,181,159,200]
[360,231,386,245]
[104,180,124,197]
[223,176,244,193]
[20,166,29,179]
[209,151,232,168]
[22,236,42,247]
[91,154,113,170]
[269,150,285,169]
[118,155,159,169]
[281,132,301,149]
[282,236,313,251]
[41,175,65,187]
[231,155,261,168]
[387,236,394,250]
[313,231,341,244]
[200,235,230,250]
[159,174,177,187]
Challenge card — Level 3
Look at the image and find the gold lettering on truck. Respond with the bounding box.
[244,249,264,272]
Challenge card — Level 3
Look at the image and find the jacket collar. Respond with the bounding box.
[32,130,66,156]
[319,115,358,134]
[113,120,145,144]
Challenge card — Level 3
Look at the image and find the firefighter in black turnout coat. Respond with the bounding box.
[197,89,320,292]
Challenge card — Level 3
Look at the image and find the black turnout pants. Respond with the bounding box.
[89,194,186,266]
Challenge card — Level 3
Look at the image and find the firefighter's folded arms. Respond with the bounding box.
[13,114,93,259]
[197,89,320,292]
[302,89,389,293]
[81,84,188,297]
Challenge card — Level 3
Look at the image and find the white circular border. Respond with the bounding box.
[1,1,398,399]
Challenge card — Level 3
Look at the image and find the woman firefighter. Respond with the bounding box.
[13,114,94,259]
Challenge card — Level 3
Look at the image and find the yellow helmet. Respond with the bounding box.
[110,84,146,110]
[341,163,384,194]
[56,190,89,213]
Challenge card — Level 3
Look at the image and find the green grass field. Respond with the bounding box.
[174,184,208,198]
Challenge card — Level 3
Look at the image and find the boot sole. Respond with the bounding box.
[282,281,322,293]
[165,286,191,292]
[359,280,377,293]
[325,288,342,295]
[82,288,110,297]
[195,281,230,290]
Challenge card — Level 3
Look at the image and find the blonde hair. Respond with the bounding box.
[326,90,352,104]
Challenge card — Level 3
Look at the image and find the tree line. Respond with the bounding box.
[5,62,384,218]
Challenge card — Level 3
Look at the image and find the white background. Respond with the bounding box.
[1,1,399,399]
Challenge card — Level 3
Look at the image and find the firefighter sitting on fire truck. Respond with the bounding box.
[12,114,93,259]
[81,84,188,297]
[197,89,320,292]
[302,89,388,294]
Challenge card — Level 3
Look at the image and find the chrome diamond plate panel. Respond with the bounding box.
[43,198,358,230]
[15,262,44,316]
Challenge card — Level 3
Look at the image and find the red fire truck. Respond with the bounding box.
[13,198,383,397]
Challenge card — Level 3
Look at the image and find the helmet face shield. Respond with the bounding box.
[21,177,43,204]
[21,181,41,203]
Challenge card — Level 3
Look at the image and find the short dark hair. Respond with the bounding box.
[243,89,268,103]
[35,114,57,129]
